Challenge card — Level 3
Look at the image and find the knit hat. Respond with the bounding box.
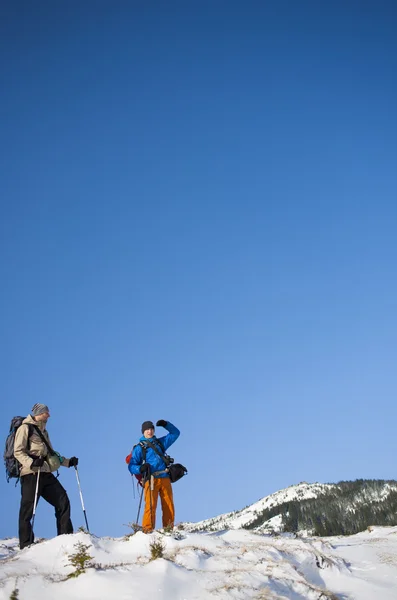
[31,403,50,416]
[141,420,154,434]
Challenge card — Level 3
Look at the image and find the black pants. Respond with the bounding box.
[19,472,73,549]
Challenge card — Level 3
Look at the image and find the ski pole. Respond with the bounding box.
[30,469,41,544]
[74,466,90,532]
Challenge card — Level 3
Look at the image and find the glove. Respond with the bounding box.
[68,457,79,467]
[31,457,44,468]
[139,463,151,476]
[156,420,167,428]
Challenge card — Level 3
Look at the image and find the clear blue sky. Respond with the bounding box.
[1,1,396,539]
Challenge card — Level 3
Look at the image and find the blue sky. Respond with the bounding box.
[1,1,396,538]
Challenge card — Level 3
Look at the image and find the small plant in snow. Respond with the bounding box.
[123,522,141,539]
[77,525,89,534]
[93,560,132,570]
[149,536,165,560]
[161,523,174,534]
[66,542,94,578]
[9,584,19,600]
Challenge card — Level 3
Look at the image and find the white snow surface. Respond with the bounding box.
[1,526,397,599]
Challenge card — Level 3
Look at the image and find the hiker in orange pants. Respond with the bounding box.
[128,419,180,532]
[142,476,174,532]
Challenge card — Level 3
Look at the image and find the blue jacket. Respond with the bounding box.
[128,421,180,479]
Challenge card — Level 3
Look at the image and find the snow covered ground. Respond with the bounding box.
[1,526,397,599]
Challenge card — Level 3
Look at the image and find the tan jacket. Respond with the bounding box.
[14,414,70,477]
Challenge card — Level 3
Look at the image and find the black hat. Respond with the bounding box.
[141,421,155,434]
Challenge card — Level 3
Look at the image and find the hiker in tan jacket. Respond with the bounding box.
[14,403,79,549]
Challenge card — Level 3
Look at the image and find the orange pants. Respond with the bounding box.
[142,476,174,533]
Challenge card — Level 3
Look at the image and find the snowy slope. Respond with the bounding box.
[185,482,333,533]
[1,526,397,599]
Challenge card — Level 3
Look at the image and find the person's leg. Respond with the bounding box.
[159,477,175,528]
[40,474,73,535]
[19,474,40,549]
[142,478,159,532]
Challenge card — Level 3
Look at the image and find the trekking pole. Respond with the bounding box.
[136,481,145,525]
[74,466,90,532]
[131,475,137,499]
[30,469,41,544]
[149,475,154,531]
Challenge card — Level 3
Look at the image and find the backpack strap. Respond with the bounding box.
[136,442,146,462]
[156,439,166,454]
[26,424,33,439]
[132,442,149,463]
[140,439,173,466]
[21,423,35,453]
[31,425,55,456]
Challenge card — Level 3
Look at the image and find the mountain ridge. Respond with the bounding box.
[185,479,397,536]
